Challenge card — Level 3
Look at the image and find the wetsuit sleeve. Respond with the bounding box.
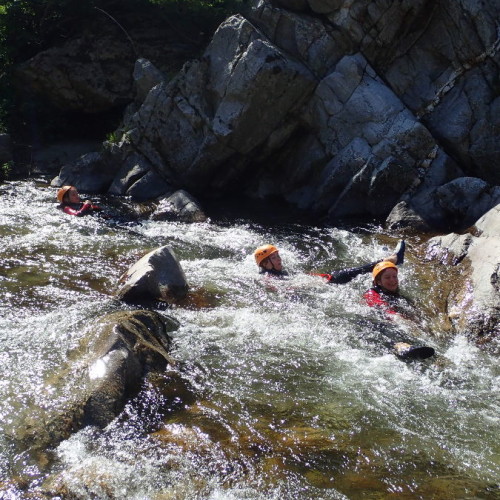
[328,261,378,284]
[62,203,94,216]
[363,289,397,315]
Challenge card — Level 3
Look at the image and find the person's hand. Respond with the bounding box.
[81,200,93,212]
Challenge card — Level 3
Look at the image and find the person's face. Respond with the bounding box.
[263,251,282,272]
[66,188,81,204]
[377,268,399,292]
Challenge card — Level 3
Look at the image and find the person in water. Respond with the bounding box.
[253,241,406,284]
[56,185,101,217]
[363,261,435,360]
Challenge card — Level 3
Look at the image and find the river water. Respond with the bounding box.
[0,179,498,499]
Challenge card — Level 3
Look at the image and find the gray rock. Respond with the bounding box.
[151,189,207,222]
[117,14,317,192]
[307,0,342,14]
[133,58,166,103]
[6,310,179,451]
[273,0,309,11]
[43,0,500,231]
[435,177,500,231]
[274,54,436,220]
[378,1,500,184]
[116,245,189,305]
[15,34,134,113]
[251,2,346,78]
[426,204,500,341]
[51,151,120,193]
[32,141,102,175]
[126,169,172,202]
[385,201,435,233]
[83,310,178,427]
[107,153,153,195]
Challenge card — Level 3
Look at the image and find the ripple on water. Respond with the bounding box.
[0,181,498,498]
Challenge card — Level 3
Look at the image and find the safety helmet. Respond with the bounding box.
[57,185,73,203]
[372,261,398,280]
[254,244,279,266]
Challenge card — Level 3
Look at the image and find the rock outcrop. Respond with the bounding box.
[426,204,500,345]
[17,0,500,231]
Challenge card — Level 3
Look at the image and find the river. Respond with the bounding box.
[0,179,498,499]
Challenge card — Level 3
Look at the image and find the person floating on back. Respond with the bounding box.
[363,260,435,360]
[253,240,406,284]
[56,185,101,217]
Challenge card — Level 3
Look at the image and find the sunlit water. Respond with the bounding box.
[0,180,498,499]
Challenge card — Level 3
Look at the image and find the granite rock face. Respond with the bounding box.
[427,204,500,345]
[17,0,497,231]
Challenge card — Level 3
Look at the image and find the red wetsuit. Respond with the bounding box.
[363,285,415,319]
[59,202,101,217]
[364,285,399,315]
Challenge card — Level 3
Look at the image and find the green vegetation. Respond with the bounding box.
[0,0,245,141]
[1,160,12,182]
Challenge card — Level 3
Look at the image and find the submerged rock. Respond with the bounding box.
[6,310,180,452]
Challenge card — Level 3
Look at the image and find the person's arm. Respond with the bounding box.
[312,261,379,284]
[62,201,93,216]
[328,261,378,284]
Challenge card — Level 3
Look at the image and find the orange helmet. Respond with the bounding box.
[56,185,73,203]
[254,244,278,266]
[372,261,398,280]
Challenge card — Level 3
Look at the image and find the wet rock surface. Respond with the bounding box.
[5,310,180,452]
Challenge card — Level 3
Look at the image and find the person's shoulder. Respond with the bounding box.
[259,269,288,278]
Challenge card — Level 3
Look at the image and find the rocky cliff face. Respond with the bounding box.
[16,0,500,233]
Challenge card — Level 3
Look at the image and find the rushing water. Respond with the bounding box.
[0,179,498,499]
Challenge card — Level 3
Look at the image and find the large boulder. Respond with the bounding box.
[116,245,189,305]
[115,14,317,193]
[6,310,180,451]
[15,31,135,114]
[426,204,500,344]
[387,175,500,233]
[151,189,207,223]
[255,53,450,221]
[50,151,119,193]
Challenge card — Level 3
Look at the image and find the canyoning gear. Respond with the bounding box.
[312,261,376,284]
[312,243,404,285]
[56,185,73,203]
[364,285,417,321]
[372,261,398,280]
[254,244,279,266]
[393,342,435,360]
[364,286,398,315]
[259,267,288,277]
[58,202,101,217]
[394,240,405,265]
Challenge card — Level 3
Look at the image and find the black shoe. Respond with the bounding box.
[394,240,406,265]
[394,342,435,360]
